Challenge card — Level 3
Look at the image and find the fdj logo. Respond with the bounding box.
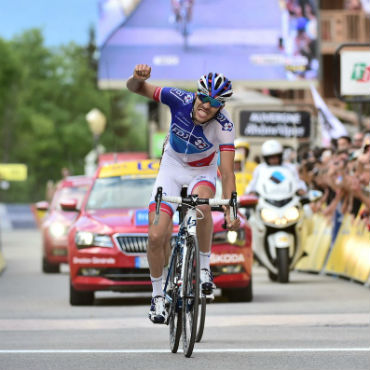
[351,63,370,82]
[172,125,190,140]
[172,124,211,151]
[169,88,192,104]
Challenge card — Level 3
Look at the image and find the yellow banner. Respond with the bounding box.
[0,164,27,181]
[296,213,333,272]
[0,251,5,274]
[325,214,370,283]
[99,160,159,178]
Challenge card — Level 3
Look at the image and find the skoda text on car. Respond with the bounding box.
[36,176,92,273]
[68,159,254,305]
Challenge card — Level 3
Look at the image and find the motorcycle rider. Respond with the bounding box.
[246,139,307,196]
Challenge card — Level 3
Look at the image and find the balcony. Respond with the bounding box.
[320,10,370,54]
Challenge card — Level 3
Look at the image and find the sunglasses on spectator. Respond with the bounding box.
[197,93,223,108]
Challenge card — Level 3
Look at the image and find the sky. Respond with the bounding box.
[0,0,98,46]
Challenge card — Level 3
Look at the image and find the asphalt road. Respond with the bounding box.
[0,230,369,370]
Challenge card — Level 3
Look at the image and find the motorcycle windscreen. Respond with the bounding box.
[257,167,298,200]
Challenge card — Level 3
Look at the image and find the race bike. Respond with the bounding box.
[246,166,320,283]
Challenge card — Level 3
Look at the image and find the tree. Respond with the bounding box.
[0,29,147,202]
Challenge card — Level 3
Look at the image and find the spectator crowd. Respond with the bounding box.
[298,130,370,234]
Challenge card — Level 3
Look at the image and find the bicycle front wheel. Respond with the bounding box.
[196,295,206,342]
[182,236,199,357]
[169,247,182,353]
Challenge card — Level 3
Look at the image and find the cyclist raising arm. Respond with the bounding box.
[127,64,240,323]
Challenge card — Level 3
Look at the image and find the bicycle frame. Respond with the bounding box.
[155,186,238,357]
[163,207,196,303]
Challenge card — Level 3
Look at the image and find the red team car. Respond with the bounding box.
[36,176,92,273]
[67,160,254,305]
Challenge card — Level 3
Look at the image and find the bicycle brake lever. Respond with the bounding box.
[229,191,238,222]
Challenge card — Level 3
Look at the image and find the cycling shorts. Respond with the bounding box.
[149,154,217,217]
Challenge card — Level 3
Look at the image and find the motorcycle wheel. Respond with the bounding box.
[268,270,278,282]
[276,248,289,283]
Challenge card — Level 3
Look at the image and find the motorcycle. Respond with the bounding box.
[241,166,321,283]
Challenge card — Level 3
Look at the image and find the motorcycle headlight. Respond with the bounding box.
[284,207,300,222]
[74,232,113,249]
[49,222,67,239]
[260,208,278,223]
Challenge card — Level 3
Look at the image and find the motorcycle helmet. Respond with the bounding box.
[261,139,283,165]
[197,72,233,103]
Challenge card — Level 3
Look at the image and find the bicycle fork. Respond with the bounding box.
[180,208,197,299]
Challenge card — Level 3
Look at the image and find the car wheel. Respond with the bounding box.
[222,278,253,302]
[42,257,60,273]
[69,283,94,306]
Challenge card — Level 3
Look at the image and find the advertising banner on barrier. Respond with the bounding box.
[325,214,370,283]
[296,213,332,272]
[0,256,5,274]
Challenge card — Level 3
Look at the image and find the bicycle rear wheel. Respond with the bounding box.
[169,247,182,353]
[196,295,206,342]
[182,236,199,357]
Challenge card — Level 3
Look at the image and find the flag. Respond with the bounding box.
[310,84,348,147]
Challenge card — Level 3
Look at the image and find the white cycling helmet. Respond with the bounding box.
[261,139,283,157]
[197,72,233,103]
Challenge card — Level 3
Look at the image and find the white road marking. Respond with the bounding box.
[0,348,369,354]
[0,313,368,331]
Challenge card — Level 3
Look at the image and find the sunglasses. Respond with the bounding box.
[197,93,223,108]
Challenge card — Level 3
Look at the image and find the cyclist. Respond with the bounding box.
[127,64,240,324]
[171,0,194,23]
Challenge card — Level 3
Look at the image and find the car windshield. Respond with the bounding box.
[86,177,156,210]
[52,185,89,210]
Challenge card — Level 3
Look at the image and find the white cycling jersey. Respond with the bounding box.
[154,87,235,167]
[148,86,235,216]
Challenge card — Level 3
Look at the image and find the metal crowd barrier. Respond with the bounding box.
[297,209,370,286]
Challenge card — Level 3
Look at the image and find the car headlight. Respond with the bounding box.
[75,232,113,249]
[93,235,114,248]
[213,229,245,246]
[49,222,67,239]
[227,231,238,244]
[284,207,300,222]
[75,231,94,246]
[260,208,278,223]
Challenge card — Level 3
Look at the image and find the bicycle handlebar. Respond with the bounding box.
[153,187,238,225]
